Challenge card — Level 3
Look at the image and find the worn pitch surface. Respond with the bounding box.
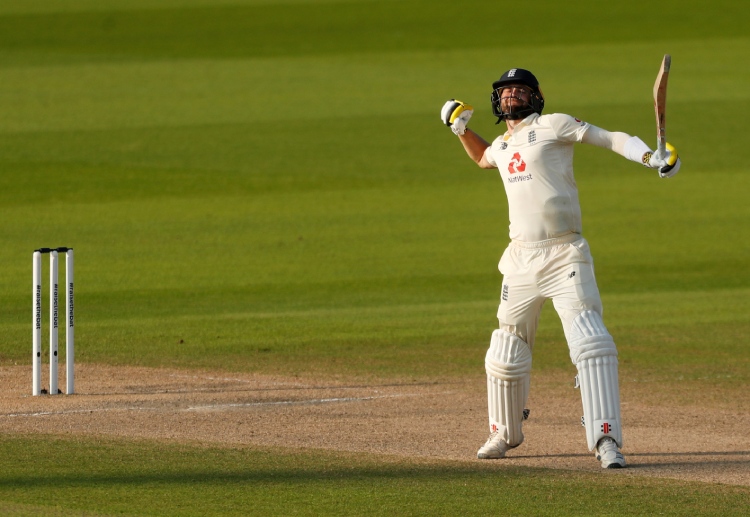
[1,364,747,486]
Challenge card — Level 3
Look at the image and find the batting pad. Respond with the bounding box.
[485,330,532,447]
[568,311,623,450]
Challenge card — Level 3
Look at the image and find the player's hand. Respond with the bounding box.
[648,142,680,178]
[441,99,473,136]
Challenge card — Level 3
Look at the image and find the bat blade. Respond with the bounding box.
[653,54,671,154]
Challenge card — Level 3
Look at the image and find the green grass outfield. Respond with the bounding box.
[1,0,749,514]
[1,436,749,517]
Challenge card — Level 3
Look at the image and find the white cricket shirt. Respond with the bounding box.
[484,113,590,243]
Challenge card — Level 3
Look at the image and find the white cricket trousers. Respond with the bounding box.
[496,233,605,347]
[490,233,624,449]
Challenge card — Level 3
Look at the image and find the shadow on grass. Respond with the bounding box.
[0,464,546,489]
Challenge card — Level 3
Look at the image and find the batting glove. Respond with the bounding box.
[441,99,473,136]
[645,142,681,178]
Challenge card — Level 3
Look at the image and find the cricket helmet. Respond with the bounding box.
[490,68,545,123]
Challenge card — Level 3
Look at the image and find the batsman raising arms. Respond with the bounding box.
[441,67,680,468]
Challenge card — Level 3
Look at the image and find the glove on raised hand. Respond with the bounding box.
[441,99,473,136]
[646,142,681,178]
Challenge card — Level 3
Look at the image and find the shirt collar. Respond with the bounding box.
[504,113,539,139]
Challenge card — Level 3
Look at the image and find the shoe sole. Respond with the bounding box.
[597,453,626,469]
[477,442,517,460]
[477,453,505,460]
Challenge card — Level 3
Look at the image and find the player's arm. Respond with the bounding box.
[582,125,680,178]
[441,100,496,169]
[458,129,495,169]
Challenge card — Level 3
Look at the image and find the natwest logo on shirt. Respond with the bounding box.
[508,152,526,174]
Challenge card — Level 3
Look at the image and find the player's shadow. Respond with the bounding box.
[512,450,750,465]
[511,453,589,459]
[625,450,750,469]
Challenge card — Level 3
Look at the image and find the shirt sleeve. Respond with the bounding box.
[582,125,652,164]
[484,145,497,167]
[546,113,590,143]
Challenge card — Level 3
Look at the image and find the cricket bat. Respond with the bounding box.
[653,54,671,155]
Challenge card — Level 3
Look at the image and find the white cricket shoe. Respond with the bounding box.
[477,431,513,459]
[595,437,626,468]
